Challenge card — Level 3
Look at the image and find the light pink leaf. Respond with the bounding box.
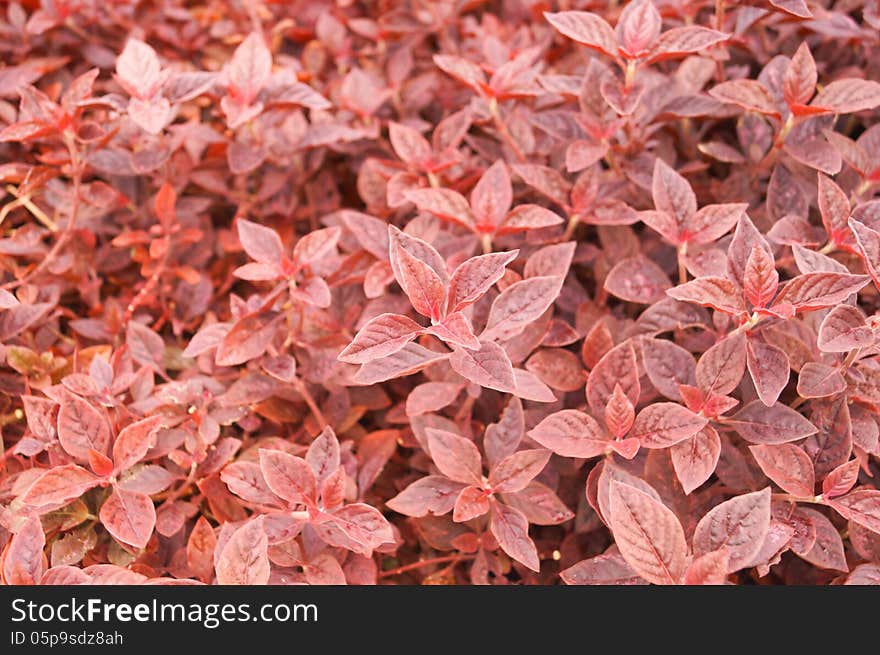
[304,553,347,585]
[471,160,512,230]
[453,486,490,522]
[405,382,464,417]
[237,218,283,265]
[709,79,780,116]
[783,42,817,107]
[822,459,861,499]
[99,486,156,549]
[317,504,393,555]
[693,488,771,572]
[338,313,423,364]
[306,426,340,486]
[670,426,721,495]
[646,27,728,63]
[666,277,745,315]
[490,500,540,572]
[388,227,447,320]
[811,79,880,114]
[616,0,661,56]
[728,401,818,444]
[116,39,162,98]
[544,11,618,58]
[352,343,450,385]
[22,464,102,507]
[652,158,695,225]
[500,204,564,234]
[112,415,165,473]
[743,245,779,308]
[403,188,473,229]
[684,549,730,585]
[586,341,640,417]
[817,305,873,352]
[426,428,483,486]
[221,461,283,506]
[848,218,880,288]
[388,121,431,165]
[58,393,111,461]
[604,256,671,304]
[481,275,563,342]
[830,489,880,534]
[528,410,609,458]
[386,476,467,517]
[607,482,687,585]
[215,311,280,367]
[561,549,647,585]
[774,272,869,312]
[797,362,847,398]
[225,32,272,105]
[746,338,789,407]
[488,449,551,494]
[641,339,696,402]
[749,444,815,497]
[292,226,341,267]
[2,515,45,585]
[215,517,270,585]
[258,449,317,506]
[696,332,746,397]
[501,481,574,526]
[684,203,748,246]
[485,396,525,467]
[424,312,480,350]
[449,341,517,393]
[630,402,707,449]
[792,507,848,572]
[447,250,518,313]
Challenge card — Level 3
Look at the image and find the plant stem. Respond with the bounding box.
[379,554,474,579]
[489,98,526,163]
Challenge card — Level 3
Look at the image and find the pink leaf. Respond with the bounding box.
[258,449,317,506]
[388,121,431,165]
[696,332,746,397]
[447,250,518,313]
[225,32,272,106]
[652,158,695,226]
[57,392,111,462]
[481,275,563,342]
[471,160,512,231]
[386,476,467,517]
[112,415,165,473]
[817,305,874,352]
[449,341,517,393]
[215,311,280,367]
[797,362,847,398]
[604,256,671,304]
[338,313,423,364]
[646,27,728,63]
[630,402,707,449]
[684,203,747,246]
[527,410,609,458]
[811,79,880,114]
[544,11,618,59]
[426,428,483,486]
[586,341,640,416]
[215,517,270,585]
[729,401,818,444]
[99,486,156,549]
[2,516,45,585]
[746,338,789,407]
[306,426,340,485]
[773,272,869,312]
[403,188,473,229]
[453,486,491,522]
[822,460,861,499]
[709,80,780,116]
[749,444,816,497]
[424,312,480,350]
[670,426,721,495]
[237,218,283,266]
[830,489,880,534]
[500,204,564,234]
[792,507,848,572]
[607,482,687,585]
[116,39,162,99]
[488,449,551,494]
[388,227,447,320]
[616,0,661,56]
[22,464,102,507]
[684,549,730,585]
[666,276,745,314]
[783,43,817,107]
[743,245,779,308]
[692,488,771,572]
[490,500,540,572]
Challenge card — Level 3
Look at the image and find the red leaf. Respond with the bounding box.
[186,516,217,583]
[403,188,473,229]
[709,80,780,116]
[604,256,671,304]
[388,226,447,320]
[646,27,727,63]
[607,482,687,585]
[616,0,661,57]
[692,488,771,572]
[113,415,165,473]
[797,362,847,398]
[453,486,491,522]
[743,245,779,308]
[773,272,869,312]
[652,158,695,226]
[424,312,480,350]
[792,507,848,572]
[830,489,880,534]
[696,332,746,397]
[604,384,635,438]
[215,311,280,367]
[99,486,156,549]
[684,549,730,585]
[306,426,341,486]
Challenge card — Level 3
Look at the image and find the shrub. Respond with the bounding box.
[1,0,880,586]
